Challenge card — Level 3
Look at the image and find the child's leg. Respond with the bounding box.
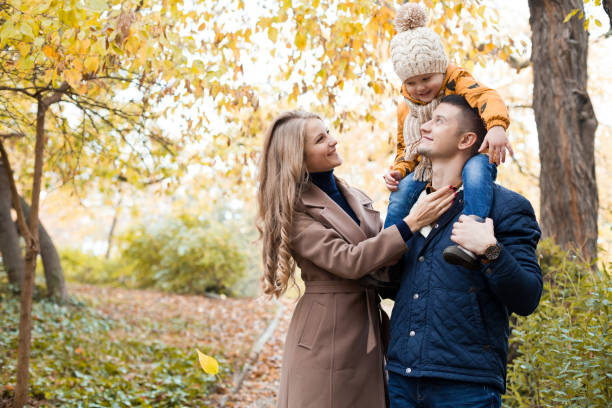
[443,154,497,270]
[384,172,427,229]
[461,153,497,218]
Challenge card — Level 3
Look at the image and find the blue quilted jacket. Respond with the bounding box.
[386,186,542,392]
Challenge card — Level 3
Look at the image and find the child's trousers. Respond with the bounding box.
[384,154,497,228]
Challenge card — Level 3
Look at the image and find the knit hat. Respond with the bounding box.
[390,3,448,83]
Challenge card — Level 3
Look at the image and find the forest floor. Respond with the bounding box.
[0,284,295,407]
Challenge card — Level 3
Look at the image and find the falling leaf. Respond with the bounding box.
[196,349,219,375]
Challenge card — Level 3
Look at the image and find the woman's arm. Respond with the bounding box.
[291,187,455,280]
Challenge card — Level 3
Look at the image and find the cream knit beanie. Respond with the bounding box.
[390,3,448,83]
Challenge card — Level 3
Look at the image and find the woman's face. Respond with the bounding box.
[304,118,343,173]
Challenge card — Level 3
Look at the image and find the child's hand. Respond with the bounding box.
[478,126,514,165]
[383,169,402,191]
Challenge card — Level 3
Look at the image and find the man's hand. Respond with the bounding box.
[450,215,497,256]
[478,126,514,165]
[383,169,402,191]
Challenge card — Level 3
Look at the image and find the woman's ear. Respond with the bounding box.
[457,131,478,152]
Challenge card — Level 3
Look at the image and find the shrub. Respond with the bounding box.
[60,247,133,286]
[120,213,248,296]
[505,240,611,407]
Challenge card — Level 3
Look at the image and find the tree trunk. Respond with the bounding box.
[14,99,48,407]
[19,196,67,300]
[105,195,122,259]
[528,0,598,261]
[0,162,24,286]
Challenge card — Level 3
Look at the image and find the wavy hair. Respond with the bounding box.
[256,110,319,297]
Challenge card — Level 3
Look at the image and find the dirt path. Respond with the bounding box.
[71,284,295,407]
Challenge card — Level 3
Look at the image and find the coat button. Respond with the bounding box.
[486,268,493,275]
[410,331,416,337]
[413,293,419,300]
[418,256,425,262]
[434,223,439,229]
[405,367,412,374]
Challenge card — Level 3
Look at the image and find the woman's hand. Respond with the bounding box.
[403,186,455,232]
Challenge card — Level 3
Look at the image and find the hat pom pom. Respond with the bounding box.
[394,3,428,32]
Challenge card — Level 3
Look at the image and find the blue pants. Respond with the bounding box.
[388,372,502,408]
[384,154,497,228]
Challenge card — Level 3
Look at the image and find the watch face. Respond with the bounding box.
[485,244,501,260]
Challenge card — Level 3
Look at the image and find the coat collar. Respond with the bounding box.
[300,177,378,244]
[419,190,464,252]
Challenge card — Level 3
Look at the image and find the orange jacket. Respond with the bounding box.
[392,63,509,177]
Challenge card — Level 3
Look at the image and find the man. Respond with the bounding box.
[386,95,542,407]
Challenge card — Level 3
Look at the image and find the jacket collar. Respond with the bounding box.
[300,178,376,244]
[419,190,464,252]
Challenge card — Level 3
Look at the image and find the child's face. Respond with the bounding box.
[404,73,444,103]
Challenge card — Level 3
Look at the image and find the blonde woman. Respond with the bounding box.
[257,111,455,408]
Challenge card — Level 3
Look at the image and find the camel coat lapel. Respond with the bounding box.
[300,177,381,245]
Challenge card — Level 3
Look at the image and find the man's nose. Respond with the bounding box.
[421,119,432,133]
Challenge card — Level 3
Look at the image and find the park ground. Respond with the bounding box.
[1,284,294,407]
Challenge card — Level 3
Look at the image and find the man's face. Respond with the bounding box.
[417,103,463,159]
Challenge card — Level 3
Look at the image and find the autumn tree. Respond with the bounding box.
[0,0,252,404]
[527,0,607,260]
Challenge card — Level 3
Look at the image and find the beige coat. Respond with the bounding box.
[276,178,407,408]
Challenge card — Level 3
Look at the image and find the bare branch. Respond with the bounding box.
[41,82,70,107]
[0,86,36,98]
[0,132,24,138]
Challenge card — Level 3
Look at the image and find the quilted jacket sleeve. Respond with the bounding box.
[291,211,408,280]
[482,196,543,316]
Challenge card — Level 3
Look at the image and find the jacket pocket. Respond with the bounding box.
[297,301,326,350]
[468,292,493,347]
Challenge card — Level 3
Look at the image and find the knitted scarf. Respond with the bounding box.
[402,95,443,182]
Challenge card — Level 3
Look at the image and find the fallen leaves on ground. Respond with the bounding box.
[72,284,294,407]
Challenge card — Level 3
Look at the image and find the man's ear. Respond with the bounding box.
[457,131,478,152]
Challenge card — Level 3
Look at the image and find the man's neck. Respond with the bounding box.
[430,156,468,190]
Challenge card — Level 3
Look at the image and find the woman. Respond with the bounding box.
[256,111,454,408]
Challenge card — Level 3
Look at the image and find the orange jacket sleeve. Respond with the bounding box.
[445,64,510,130]
[391,102,419,178]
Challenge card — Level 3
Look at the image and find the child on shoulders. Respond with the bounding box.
[384,3,514,268]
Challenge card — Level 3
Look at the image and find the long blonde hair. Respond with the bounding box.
[256,110,319,297]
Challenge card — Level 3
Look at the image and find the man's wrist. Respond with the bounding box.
[482,240,502,261]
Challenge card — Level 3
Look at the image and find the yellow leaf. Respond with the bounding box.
[196,349,219,375]
[84,56,98,73]
[464,60,474,72]
[17,42,30,57]
[295,32,306,50]
[64,69,82,88]
[42,45,57,59]
[268,27,278,43]
[563,9,579,23]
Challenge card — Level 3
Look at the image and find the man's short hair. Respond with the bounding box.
[440,95,487,156]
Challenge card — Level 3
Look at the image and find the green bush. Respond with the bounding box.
[120,213,248,296]
[505,240,611,407]
[60,247,133,286]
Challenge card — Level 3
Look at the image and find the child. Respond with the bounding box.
[384,3,513,269]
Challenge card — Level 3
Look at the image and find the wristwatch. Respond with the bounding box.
[483,242,502,261]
